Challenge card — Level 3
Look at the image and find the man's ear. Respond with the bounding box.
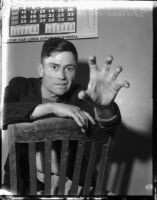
[37,63,44,77]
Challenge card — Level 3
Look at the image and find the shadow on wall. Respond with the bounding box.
[109,123,152,194]
[74,61,90,87]
[76,61,152,195]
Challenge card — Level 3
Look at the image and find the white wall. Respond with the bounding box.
[2,6,153,195]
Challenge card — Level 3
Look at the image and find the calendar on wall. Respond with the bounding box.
[10,7,77,36]
[3,2,98,43]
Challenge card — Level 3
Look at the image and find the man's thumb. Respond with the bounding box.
[78,90,86,100]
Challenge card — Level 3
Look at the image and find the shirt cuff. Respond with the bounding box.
[94,103,121,129]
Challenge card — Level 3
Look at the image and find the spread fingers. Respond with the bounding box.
[88,56,98,71]
[114,80,130,92]
[110,66,123,80]
[104,55,113,71]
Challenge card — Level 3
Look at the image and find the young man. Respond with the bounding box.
[3,38,130,194]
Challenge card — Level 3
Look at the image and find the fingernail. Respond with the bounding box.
[116,66,122,72]
[125,81,130,88]
[89,56,96,65]
[106,55,113,65]
[126,83,130,88]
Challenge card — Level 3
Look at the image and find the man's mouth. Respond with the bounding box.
[55,83,67,87]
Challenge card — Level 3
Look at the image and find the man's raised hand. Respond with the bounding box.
[78,55,130,107]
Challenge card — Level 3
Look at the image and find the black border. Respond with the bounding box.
[153,3,157,200]
[1,2,156,200]
[0,195,155,200]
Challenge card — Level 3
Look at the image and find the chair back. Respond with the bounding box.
[7,117,114,195]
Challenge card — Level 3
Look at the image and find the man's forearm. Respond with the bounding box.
[31,103,55,119]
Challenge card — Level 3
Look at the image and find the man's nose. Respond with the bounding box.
[58,69,66,79]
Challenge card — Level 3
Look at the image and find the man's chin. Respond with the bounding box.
[54,89,68,96]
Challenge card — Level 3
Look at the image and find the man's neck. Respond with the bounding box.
[41,83,60,102]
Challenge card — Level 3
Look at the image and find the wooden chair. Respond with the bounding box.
[7,117,115,196]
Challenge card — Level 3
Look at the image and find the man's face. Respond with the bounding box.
[40,51,77,97]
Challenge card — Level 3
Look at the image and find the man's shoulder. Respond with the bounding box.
[9,76,40,83]
[8,77,41,88]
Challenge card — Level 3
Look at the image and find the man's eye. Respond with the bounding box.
[66,66,75,72]
[51,65,58,70]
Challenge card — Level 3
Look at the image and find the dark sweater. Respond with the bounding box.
[2,77,121,194]
[3,77,121,129]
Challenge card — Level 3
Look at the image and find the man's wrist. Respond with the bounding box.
[94,103,115,120]
[94,102,121,129]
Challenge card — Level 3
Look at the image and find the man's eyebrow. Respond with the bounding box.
[47,62,76,67]
[48,62,60,65]
[66,64,76,67]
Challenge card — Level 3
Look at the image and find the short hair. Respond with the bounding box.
[41,37,78,63]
